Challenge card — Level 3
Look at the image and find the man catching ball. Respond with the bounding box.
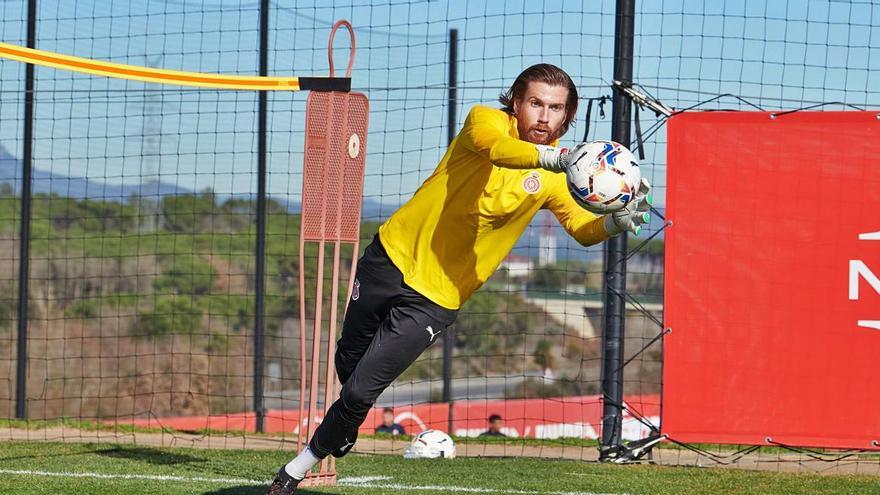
[266,63,651,494]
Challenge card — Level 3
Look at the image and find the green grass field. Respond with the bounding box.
[0,441,878,495]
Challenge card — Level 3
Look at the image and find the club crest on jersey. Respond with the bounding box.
[522,172,542,194]
[352,279,360,301]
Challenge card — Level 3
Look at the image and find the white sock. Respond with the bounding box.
[284,446,321,480]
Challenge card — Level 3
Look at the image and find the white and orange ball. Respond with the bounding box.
[566,140,641,214]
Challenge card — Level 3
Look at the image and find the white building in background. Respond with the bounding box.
[500,254,534,278]
[538,231,557,266]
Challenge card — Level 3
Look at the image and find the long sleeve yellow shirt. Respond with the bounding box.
[378,105,609,310]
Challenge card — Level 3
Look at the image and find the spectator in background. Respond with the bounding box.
[375,407,405,436]
[479,414,506,437]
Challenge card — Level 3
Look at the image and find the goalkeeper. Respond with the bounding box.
[267,63,651,494]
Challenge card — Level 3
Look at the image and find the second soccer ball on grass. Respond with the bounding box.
[403,430,456,459]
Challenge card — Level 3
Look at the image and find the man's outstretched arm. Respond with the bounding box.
[545,176,653,244]
[457,105,571,171]
[544,181,610,246]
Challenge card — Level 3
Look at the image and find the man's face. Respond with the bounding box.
[490,419,503,432]
[383,411,394,425]
[513,81,569,145]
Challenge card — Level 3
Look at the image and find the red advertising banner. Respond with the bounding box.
[123,395,660,442]
[663,111,880,450]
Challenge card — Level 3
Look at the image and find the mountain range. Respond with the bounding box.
[0,143,615,262]
[0,143,393,220]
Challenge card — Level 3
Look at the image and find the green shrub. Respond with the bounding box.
[161,191,216,233]
[65,299,99,319]
[135,296,202,337]
[154,255,218,296]
[202,295,254,332]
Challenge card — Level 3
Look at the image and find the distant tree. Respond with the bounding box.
[529,265,566,291]
[161,190,216,232]
[453,291,501,355]
[135,296,202,337]
[628,238,664,254]
[154,255,218,296]
[453,291,530,367]
[218,197,255,232]
[0,281,16,328]
[533,338,555,371]
[65,299,99,319]
[47,197,135,232]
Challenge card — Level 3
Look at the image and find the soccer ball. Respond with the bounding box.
[403,429,456,459]
[566,140,641,214]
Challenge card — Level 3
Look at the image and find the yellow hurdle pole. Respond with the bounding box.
[0,42,350,91]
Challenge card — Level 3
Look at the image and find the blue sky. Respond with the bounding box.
[1,0,878,214]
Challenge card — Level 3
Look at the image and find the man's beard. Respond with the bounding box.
[520,124,560,145]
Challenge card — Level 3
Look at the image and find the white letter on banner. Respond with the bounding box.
[853,230,880,330]
[849,260,880,300]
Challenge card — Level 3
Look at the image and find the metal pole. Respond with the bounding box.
[600,0,635,460]
[443,28,458,432]
[15,0,38,421]
[254,0,269,433]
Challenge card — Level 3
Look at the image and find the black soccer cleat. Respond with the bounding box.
[265,467,302,495]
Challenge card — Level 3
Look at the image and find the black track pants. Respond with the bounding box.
[308,235,458,458]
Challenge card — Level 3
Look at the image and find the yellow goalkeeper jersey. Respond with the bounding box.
[378,105,609,310]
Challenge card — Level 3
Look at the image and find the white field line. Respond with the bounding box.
[338,475,394,483]
[0,469,627,495]
[339,479,626,495]
[0,469,262,484]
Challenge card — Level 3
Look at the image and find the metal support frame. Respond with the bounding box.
[253,0,270,434]
[15,0,38,421]
[442,28,458,433]
[599,0,635,461]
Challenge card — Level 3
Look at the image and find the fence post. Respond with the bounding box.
[15,0,38,421]
[442,28,458,434]
[254,0,270,433]
[600,0,635,460]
